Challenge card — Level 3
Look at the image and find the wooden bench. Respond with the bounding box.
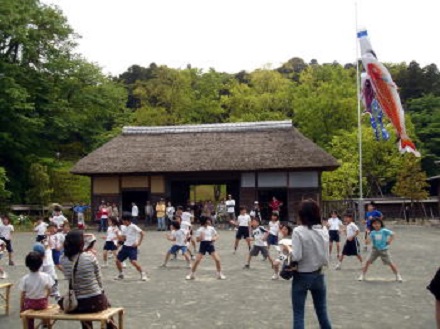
[0,282,13,315]
[20,304,124,329]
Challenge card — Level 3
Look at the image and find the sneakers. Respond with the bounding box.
[357,274,365,281]
[141,272,149,281]
[396,274,403,282]
[271,274,279,280]
[216,272,226,280]
[186,273,195,280]
[115,273,124,280]
[334,263,341,270]
[243,264,250,269]
[0,272,7,279]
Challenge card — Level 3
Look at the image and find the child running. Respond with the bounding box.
[102,218,120,268]
[335,212,362,270]
[47,223,64,272]
[267,213,280,251]
[271,225,293,280]
[243,217,272,270]
[19,252,54,329]
[358,218,403,282]
[233,206,251,254]
[186,217,226,280]
[327,210,343,259]
[115,215,148,281]
[34,218,48,242]
[161,221,191,268]
[0,216,14,266]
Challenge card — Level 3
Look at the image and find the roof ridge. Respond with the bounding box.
[122,120,292,135]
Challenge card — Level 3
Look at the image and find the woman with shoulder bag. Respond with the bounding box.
[291,199,332,329]
[61,230,116,329]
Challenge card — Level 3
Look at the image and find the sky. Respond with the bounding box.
[42,0,440,76]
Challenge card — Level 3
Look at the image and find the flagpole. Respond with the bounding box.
[355,2,365,224]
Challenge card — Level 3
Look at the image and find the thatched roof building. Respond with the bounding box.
[72,121,338,175]
[72,121,338,222]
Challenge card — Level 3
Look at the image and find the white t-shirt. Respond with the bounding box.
[51,214,67,229]
[252,226,268,247]
[328,217,343,231]
[49,232,64,250]
[131,205,139,217]
[123,223,142,246]
[0,223,14,239]
[269,221,280,236]
[106,226,120,243]
[0,239,5,255]
[34,222,48,236]
[196,226,217,242]
[19,272,54,299]
[166,206,175,218]
[346,222,359,239]
[237,214,251,227]
[225,200,235,213]
[173,229,187,246]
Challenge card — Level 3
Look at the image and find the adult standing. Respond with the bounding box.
[225,195,236,229]
[99,203,109,232]
[269,196,283,216]
[249,201,262,222]
[131,202,139,224]
[216,199,227,227]
[111,203,119,219]
[61,230,115,329]
[144,201,154,226]
[291,199,331,329]
[156,199,166,231]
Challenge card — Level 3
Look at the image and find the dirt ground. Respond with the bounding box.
[0,224,438,329]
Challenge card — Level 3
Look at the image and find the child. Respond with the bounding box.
[0,238,7,279]
[32,242,60,300]
[0,216,15,266]
[102,218,120,267]
[180,207,196,255]
[115,215,148,281]
[358,218,402,282]
[161,221,191,268]
[19,252,54,329]
[243,217,272,270]
[364,202,383,250]
[233,206,251,254]
[327,211,344,258]
[34,218,48,242]
[271,225,293,280]
[267,213,280,250]
[50,205,68,231]
[47,223,64,271]
[335,213,362,270]
[186,217,226,280]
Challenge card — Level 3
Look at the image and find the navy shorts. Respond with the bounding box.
[236,226,250,240]
[199,241,215,255]
[103,241,117,251]
[117,246,138,262]
[343,238,360,256]
[267,234,278,246]
[0,238,13,253]
[36,235,46,243]
[52,249,61,265]
[329,230,340,242]
[170,245,188,255]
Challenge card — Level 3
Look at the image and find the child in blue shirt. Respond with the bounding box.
[358,218,402,282]
[364,202,383,251]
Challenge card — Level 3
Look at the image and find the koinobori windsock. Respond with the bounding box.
[357,29,420,157]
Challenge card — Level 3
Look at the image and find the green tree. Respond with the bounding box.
[26,163,52,212]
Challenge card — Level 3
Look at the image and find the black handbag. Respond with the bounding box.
[279,259,298,280]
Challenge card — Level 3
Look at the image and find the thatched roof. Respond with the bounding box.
[71,121,339,175]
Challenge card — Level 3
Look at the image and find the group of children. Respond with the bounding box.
[327,204,403,282]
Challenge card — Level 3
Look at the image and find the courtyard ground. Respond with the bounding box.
[0,224,438,329]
